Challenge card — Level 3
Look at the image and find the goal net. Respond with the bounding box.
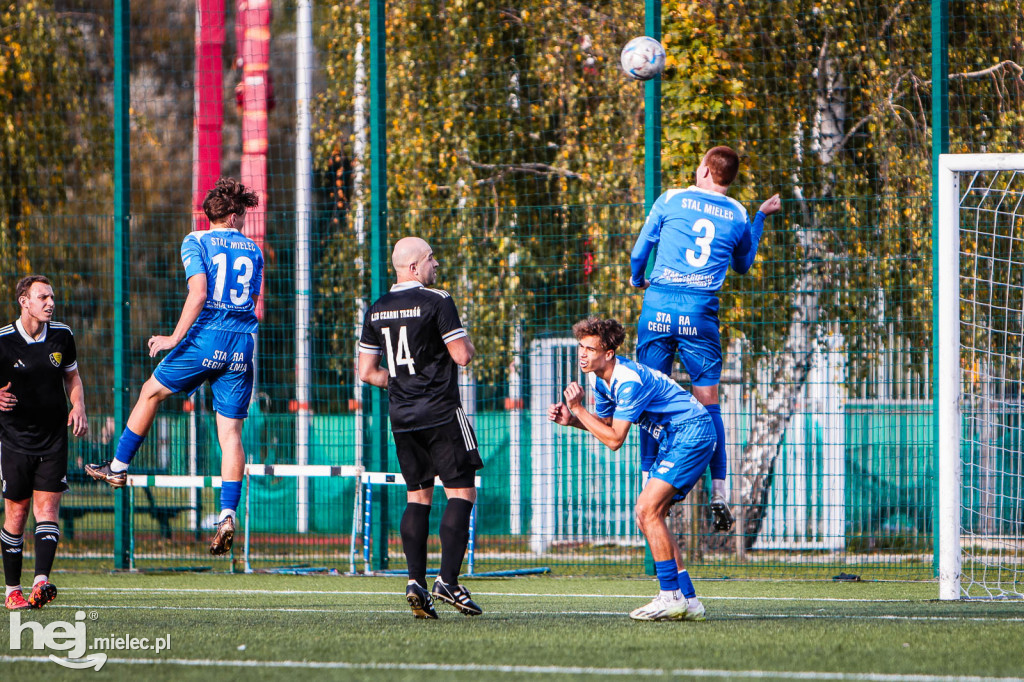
[938,154,1024,600]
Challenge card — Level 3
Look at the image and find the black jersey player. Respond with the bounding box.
[0,276,88,610]
[358,237,483,619]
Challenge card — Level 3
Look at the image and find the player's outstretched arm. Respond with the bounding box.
[629,237,654,289]
[63,368,88,437]
[148,273,207,357]
[732,194,782,274]
[759,193,782,216]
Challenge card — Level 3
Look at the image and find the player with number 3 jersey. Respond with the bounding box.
[630,146,781,530]
[86,178,264,557]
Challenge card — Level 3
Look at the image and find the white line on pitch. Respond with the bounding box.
[54,603,627,616]
[62,587,923,602]
[46,604,1024,622]
[0,655,1021,681]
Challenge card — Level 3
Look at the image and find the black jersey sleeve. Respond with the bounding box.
[358,306,383,355]
[63,327,78,371]
[436,296,467,346]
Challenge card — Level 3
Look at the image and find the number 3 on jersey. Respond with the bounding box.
[211,253,255,305]
[686,217,716,267]
[381,326,416,376]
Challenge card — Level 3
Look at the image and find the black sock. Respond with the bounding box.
[438,498,474,585]
[1,527,24,589]
[33,522,60,580]
[400,503,431,588]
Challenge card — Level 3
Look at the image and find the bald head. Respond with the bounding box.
[392,236,438,285]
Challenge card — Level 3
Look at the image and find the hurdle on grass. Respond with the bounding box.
[123,466,481,575]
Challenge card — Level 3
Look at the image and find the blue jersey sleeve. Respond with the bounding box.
[181,235,208,281]
[731,211,766,274]
[630,198,665,285]
[592,379,616,419]
[630,238,656,287]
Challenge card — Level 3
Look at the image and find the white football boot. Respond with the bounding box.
[628,594,689,621]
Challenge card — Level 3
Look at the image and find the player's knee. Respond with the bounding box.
[634,500,659,530]
[691,384,720,404]
[140,378,172,403]
[3,499,31,529]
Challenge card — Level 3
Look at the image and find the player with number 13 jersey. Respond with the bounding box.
[151,215,264,402]
[86,178,263,557]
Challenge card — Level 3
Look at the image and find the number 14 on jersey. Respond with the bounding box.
[381,326,416,376]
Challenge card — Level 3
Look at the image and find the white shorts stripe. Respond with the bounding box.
[455,407,477,451]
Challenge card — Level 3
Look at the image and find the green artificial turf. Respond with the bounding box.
[1,574,1021,681]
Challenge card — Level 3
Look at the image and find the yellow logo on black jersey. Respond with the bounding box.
[49,352,62,367]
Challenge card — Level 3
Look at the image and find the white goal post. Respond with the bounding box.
[938,153,1024,600]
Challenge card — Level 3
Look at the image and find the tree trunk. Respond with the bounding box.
[729,44,843,550]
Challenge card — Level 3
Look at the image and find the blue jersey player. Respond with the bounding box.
[86,178,264,556]
[548,317,715,621]
[630,145,781,532]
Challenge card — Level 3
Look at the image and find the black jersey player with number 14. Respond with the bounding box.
[358,237,483,619]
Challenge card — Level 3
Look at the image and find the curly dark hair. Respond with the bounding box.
[571,317,626,352]
[202,177,259,223]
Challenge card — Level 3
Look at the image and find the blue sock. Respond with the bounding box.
[219,480,243,515]
[704,403,727,481]
[678,570,696,599]
[113,427,145,466]
[655,559,680,592]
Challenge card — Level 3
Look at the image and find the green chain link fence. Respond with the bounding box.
[1,1,1021,578]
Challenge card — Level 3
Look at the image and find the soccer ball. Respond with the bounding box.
[620,36,666,81]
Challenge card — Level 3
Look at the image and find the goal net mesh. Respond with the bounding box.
[958,168,1024,599]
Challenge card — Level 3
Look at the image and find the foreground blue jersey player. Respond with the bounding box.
[86,177,264,556]
[548,317,714,621]
[630,145,781,532]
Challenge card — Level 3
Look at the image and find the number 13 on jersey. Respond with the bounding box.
[211,253,255,305]
[382,326,416,376]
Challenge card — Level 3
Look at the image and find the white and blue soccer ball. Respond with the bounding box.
[620,36,666,81]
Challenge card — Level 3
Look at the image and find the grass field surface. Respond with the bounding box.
[1,573,1021,681]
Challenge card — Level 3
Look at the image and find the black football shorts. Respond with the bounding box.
[0,444,70,500]
[393,409,483,491]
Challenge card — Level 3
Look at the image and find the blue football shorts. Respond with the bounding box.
[637,286,722,387]
[153,327,255,419]
[648,415,716,495]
